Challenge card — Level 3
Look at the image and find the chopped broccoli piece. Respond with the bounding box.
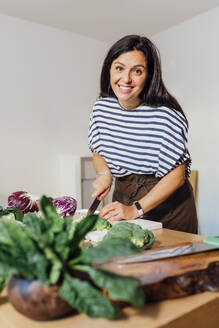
[0,213,15,220]
[102,222,155,248]
[144,229,155,248]
[103,222,145,248]
[90,216,112,231]
[0,207,23,221]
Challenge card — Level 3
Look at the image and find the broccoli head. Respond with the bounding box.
[103,222,145,247]
[90,216,112,231]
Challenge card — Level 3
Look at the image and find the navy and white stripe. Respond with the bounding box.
[88,97,191,178]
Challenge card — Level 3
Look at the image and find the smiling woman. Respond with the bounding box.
[88,35,198,233]
[110,50,147,109]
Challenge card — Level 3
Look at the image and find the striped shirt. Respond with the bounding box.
[88,97,191,178]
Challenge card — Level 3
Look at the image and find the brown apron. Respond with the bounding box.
[112,174,198,234]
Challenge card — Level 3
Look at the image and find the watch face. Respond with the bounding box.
[134,201,144,218]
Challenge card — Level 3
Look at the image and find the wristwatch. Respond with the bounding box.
[96,169,110,176]
[133,201,144,219]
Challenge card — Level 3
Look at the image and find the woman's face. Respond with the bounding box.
[110,50,147,109]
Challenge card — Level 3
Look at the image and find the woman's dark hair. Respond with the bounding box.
[100,34,187,123]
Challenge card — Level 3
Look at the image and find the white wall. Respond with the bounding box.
[0,14,108,205]
[152,7,219,235]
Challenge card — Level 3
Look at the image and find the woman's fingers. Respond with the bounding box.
[99,202,117,216]
[99,202,138,221]
[103,213,120,221]
[97,187,111,200]
[92,182,105,198]
[92,187,109,200]
[99,202,124,221]
[92,176,112,199]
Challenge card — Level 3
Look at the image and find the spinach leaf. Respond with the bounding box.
[54,231,70,261]
[23,225,62,284]
[0,219,49,283]
[73,265,145,309]
[71,237,142,265]
[64,216,77,241]
[0,219,39,254]
[23,212,44,234]
[40,195,63,234]
[42,247,62,284]
[68,215,98,255]
[23,212,55,245]
[0,252,35,280]
[59,273,119,319]
[0,275,8,294]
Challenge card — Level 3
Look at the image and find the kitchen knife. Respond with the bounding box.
[86,197,101,216]
[115,237,219,264]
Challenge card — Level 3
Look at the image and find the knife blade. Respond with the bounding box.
[86,197,101,216]
[115,237,219,264]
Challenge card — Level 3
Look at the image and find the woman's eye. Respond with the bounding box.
[134,69,143,75]
[115,66,123,72]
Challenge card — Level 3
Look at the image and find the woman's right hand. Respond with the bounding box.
[92,174,112,200]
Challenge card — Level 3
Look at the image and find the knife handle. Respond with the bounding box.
[203,237,219,248]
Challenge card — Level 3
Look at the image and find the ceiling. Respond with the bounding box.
[0,0,219,42]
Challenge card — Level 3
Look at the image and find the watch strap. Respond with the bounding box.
[133,201,144,219]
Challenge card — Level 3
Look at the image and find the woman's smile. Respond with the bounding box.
[110,50,147,109]
[118,84,134,93]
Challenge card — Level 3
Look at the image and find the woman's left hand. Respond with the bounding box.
[99,201,139,221]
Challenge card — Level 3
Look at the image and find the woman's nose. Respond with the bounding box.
[121,70,132,83]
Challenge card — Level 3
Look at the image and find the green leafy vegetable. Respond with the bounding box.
[59,273,119,319]
[68,215,99,255]
[0,275,8,294]
[72,237,142,265]
[0,196,145,320]
[39,196,63,235]
[0,219,50,283]
[73,265,144,309]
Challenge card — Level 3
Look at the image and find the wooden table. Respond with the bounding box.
[1,229,219,328]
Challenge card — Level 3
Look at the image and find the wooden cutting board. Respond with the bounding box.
[98,229,219,301]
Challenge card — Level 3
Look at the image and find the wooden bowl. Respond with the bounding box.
[7,276,74,321]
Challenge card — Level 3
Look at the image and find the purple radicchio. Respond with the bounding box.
[53,196,77,218]
[8,191,39,213]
